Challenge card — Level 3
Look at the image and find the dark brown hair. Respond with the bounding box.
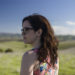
[22,14,59,67]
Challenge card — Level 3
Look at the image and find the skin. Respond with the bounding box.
[20,20,42,75]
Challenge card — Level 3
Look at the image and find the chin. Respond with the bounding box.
[23,39,32,44]
[23,41,30,44]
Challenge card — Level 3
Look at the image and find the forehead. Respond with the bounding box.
[22,20,32,28]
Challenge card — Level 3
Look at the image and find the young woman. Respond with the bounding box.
[20,14,59,75]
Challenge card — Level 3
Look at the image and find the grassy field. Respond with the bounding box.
[0,40,75,75]
[0,52,22,75]
[58,40,75,50]
[0,41,32,52]
[58,48,75,75]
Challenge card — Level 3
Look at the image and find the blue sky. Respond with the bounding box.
[0,0,75,35]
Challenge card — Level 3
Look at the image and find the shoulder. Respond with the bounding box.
[23,50,37,58]
[22,50,37,64]
[20,50,37,75]
[21,50,36,67]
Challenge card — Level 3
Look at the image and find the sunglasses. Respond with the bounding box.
[21,27,33,35]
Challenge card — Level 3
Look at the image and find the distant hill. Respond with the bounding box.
[0,33,75,42]
[0,33,22,42]
[57,35,75,41]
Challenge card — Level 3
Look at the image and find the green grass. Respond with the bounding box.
[0,52,22,75]
[0,40,75,52]
[59,54,75,75]
[0,51,75,75]
[58,40,75,50]
[0,41,32,52]
[0,40,75,75]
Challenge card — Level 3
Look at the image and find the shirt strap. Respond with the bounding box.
[31,48,39,53]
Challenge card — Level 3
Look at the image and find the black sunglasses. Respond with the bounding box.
[21,27,33,35]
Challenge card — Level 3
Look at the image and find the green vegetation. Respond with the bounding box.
[57,35,75,41]
[0,40,75,52]
[5,48,13,53]
[59,52,75,75]
[0,33,22,42]
[0,40,75,75]
[0,49,75,75]
[0,52,22,75]
[0,48,4,53]
[0,41,32,52]
[58,40,75,50]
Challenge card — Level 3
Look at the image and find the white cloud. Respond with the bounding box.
[52,25,75,35]
[66,21,75,25]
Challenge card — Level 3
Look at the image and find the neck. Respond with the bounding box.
[31,39,41,49]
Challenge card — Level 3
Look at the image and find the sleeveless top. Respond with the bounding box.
[26,48,59,75]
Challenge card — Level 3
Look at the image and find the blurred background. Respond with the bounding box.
[0,0,75,75]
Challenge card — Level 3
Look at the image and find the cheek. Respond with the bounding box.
[25,32,36,41]
[29,33,36,40]
[29,33,37,42]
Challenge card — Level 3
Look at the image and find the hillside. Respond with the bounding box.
[0,33,22,42]
[0,33,75,42]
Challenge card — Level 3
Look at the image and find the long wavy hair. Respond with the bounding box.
[22,14,59,67]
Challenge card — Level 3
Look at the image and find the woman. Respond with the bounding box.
[20,14,59,75]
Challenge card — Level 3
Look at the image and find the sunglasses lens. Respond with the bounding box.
[21,27,33,35]
[22,32,25,35]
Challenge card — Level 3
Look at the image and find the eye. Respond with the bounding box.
[25,28,30,31]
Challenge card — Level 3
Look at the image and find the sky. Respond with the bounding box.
[0,0,75,35]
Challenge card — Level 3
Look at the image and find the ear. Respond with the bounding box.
[36,29,42,37]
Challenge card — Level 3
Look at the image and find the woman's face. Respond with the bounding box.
[22,20,38,44]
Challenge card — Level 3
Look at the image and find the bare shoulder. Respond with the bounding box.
[20,50,37,75]
[22,50,37,64]
[23,50,37,57]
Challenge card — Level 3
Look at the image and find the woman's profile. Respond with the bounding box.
[20,14,59,75]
